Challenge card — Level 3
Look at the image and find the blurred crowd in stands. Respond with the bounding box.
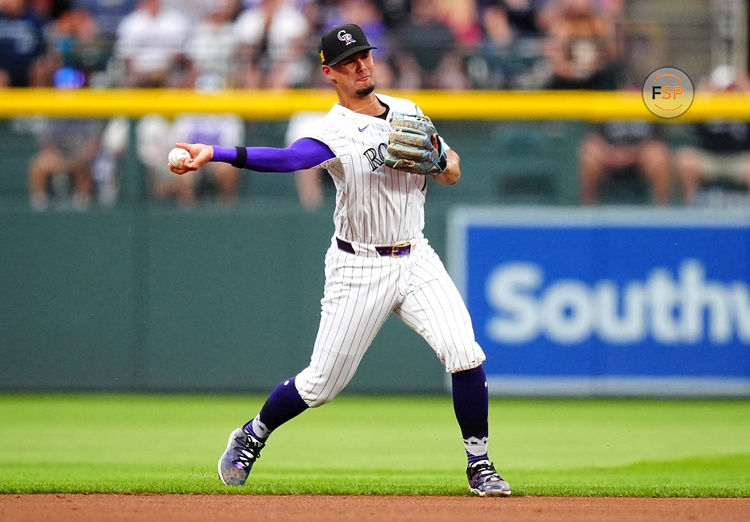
[1,0,629,90]
[1,0,748,209]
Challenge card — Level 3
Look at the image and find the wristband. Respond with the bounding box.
[232,146,247,168]
[436,136,447,173]
[436,152,448,173]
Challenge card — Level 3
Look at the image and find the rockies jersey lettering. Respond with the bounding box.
[362,142,389,171]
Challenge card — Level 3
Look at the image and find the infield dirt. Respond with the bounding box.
[2,494,749,522]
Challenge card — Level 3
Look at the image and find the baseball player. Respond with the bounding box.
[170,23,511,497]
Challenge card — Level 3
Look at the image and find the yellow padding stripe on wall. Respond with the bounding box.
[0,89,748,121]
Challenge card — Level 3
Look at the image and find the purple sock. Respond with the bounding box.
[452,365,490,464]
[243,377,309,439]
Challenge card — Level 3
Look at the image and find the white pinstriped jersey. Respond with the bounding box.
[291,93,485,407]
[308,93,446,245]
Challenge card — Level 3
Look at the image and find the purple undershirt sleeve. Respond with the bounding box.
[211,138,335,172]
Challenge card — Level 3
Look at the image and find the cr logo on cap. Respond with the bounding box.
[337,30,356,46]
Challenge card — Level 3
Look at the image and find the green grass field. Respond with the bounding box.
[1,394,749,497]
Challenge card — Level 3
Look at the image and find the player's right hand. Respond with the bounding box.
[169,143,213,175]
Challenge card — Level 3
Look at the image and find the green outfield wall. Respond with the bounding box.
[0,116,705,393]
[0,201,458,393]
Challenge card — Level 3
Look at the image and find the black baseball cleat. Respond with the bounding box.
[218,427,265,485]
[467,460,512,497]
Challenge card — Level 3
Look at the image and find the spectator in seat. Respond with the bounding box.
[541,0,619,90]
[114,0,190,87]
[579,120,671,205]
[184,0,240,90]
[392,0,467,89]
[232,0,309,88]
[674,65,750,204]
[0,0,48,87]
[28,115,104,210]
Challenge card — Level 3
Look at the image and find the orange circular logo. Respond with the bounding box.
[642,67,694,118]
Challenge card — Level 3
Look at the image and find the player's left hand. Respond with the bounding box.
[169,143,213,175]
[384,113,447,175]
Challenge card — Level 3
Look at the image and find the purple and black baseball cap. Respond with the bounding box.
[319,24,377,66]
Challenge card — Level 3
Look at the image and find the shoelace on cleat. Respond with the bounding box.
[233,433,263,469]
[469,461,502,484]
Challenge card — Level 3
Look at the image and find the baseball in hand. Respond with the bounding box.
[168,147,191,169]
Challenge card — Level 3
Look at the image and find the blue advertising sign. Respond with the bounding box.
[448,208,750,396]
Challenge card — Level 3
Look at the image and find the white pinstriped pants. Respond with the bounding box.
[295,236,486,407]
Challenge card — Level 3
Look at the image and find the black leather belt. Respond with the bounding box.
[337,238,412,257]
